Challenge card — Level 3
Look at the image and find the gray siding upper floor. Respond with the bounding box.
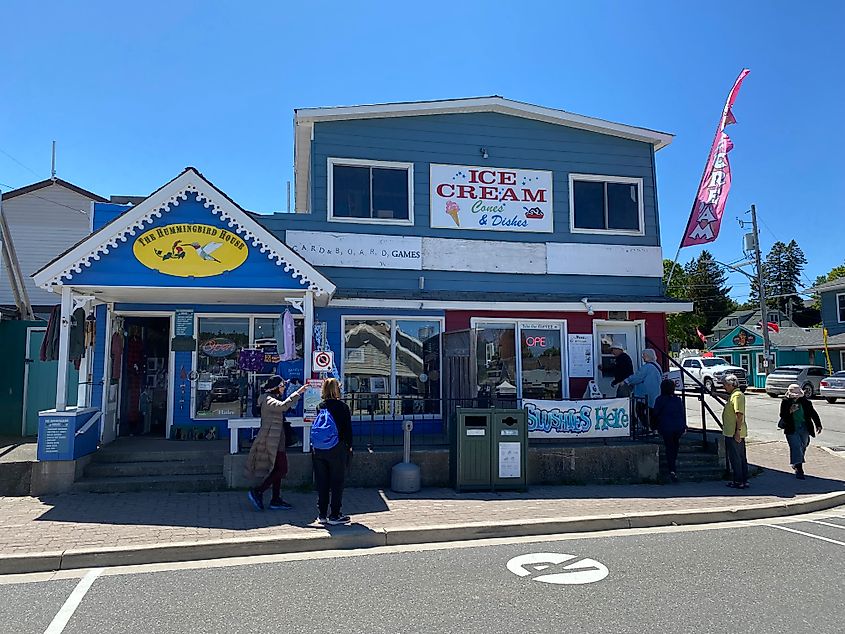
[821,290,845,335]
[274,112,660,247]
[1,184,94,307]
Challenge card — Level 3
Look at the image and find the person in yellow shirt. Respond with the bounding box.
[722,374,749,489]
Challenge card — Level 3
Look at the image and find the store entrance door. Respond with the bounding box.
[594,321,643,398]
[118,317,171,437]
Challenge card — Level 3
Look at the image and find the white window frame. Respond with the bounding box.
[470,317,570,400]
[327,157,415,226]
[340,315,445,419]
[568,173,645,236]
[739,353,751,375]
[840,350,845,372]
[191,312,304,421]
[837,292,845,323]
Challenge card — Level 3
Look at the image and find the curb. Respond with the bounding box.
[2,490,844,576]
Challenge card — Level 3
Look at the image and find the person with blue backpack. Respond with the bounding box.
[310,378,353,525]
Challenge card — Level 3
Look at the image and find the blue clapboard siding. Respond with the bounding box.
[821,290,845,336]
[74,195,308,290]
[92,203,132,232]
[308,112,660,246]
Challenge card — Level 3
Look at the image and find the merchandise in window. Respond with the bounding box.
[572,178,641,232]
[195,314,304,420]
[332,163,410,221]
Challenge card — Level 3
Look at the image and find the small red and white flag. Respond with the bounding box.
[757,321,780,333]
[696,328,708,344]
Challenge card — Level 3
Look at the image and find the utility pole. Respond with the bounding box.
[750,204,771,375]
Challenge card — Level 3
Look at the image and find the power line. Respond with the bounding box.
[0,181,89,215]
[0,147,41,178]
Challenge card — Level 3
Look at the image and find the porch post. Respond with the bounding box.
[304,290,314,380]
[56,286,73,412]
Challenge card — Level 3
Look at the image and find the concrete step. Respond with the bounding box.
[92,450,225,464]
[84,460,222,479]
[72,474,227,493]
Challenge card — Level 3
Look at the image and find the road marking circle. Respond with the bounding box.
[507,552,609,585]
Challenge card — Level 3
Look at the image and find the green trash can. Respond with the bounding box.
[453,408,492,492]
[491,409,528,491]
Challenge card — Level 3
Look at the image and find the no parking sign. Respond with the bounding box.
[313,350,334,373]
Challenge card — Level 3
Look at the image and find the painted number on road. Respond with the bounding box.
[507,553,609,585]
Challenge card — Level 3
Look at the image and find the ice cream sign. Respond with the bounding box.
[430,164,553,233]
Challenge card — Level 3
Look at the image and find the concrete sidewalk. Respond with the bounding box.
[1,441,844,574]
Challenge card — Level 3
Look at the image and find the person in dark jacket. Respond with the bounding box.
[312,378,353,525]
[780,383,822,479]
[652,379,687,482]
[605,345,634,397]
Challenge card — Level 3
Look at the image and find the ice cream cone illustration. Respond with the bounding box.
[445,200,460,226]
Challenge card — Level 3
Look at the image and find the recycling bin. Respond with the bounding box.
[452,408,492,491]
[491,409,527,491]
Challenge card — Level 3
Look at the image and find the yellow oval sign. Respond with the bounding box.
[133,224,249,278]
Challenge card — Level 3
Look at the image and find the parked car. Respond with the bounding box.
[680,356,748,393]
[765,365,828,398]
[210,377,240,403]
[820,371,845,404]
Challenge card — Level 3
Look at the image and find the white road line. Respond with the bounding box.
[808,520,845,531]
[43,568,103,634]
[769,524,845,547]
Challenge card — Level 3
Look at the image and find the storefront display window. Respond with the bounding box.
[474,320,567,402]
[520,325,563,400]
[343,318,442,416]
[195,314,303,420]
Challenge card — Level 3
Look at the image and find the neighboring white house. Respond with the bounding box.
[1,178,107,313]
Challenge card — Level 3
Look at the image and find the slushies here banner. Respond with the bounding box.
[525,398,630,439]
[680,69,750,247]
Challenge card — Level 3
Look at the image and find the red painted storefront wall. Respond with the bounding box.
[445,310,669,397]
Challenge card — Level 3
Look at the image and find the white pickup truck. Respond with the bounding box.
[674,356,748,394]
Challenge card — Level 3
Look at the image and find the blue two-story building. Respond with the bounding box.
[34,97,690,453]
[812,277,845,372]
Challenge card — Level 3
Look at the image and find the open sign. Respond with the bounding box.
[525,336,547,348]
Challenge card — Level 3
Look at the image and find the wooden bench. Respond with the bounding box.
[227,417,312,454]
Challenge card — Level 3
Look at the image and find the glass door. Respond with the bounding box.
[595,322,642,398]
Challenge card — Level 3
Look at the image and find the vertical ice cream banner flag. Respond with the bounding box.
[680,69,750,248]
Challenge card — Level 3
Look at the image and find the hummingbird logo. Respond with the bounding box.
[189,241,223,263]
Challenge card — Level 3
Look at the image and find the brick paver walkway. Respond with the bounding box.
[1,441,843,558]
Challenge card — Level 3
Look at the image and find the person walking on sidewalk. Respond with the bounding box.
[652,379,687,482]
[245,376,307,511]
[722,374,749,489]
[780,383,823,480]
[311,378,353,526]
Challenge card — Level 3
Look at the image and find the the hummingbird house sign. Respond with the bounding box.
[132,223,248,277]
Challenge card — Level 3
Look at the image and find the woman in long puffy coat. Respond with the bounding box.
[245,376,307,510]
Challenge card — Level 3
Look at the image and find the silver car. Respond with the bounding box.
[820,371,845,404]
[765,365,829,399]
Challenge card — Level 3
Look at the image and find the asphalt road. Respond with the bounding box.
[4,509,845,633]
[684,391,845,449]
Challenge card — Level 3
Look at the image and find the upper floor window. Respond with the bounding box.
[727,319,737,327]
[328,158,414,225]
[569,174,644,235]
[838,293,845,323]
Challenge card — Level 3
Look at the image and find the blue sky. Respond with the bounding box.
[2,1,843,301]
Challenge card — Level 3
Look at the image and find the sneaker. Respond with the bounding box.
[269,499,293,511]
[315,516,328,525]
[247,489,265,511]
[327,514,351,526]
[669,472,678,483]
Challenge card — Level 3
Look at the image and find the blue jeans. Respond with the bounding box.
[786,429,810,466]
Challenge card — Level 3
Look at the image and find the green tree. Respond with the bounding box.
[750,240,808,315]
[663,251,735,348]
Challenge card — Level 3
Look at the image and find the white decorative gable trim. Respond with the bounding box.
[33,168,336,297]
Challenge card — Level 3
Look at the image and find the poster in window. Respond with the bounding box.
[567,334,594,378]
[303,379,324,423]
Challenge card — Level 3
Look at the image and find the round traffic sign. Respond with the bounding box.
[313,351,333,372]
[506,553,609,585]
